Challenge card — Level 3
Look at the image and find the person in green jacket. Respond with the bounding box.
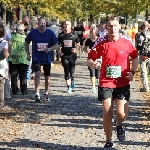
[9,24,29,95]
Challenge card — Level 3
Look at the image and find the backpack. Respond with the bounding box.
[137,30,150,56]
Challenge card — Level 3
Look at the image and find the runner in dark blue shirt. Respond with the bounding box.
[25,17,59,102]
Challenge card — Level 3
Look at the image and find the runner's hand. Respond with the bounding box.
[84,49,90,53]
[93,61,101,69]
[71,48,77,53]
[125,72,134,81]
[44,48,49,53]
[58,50,63,56]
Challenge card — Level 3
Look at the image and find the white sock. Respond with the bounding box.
[45,92,48,95]
[35,93,40,97]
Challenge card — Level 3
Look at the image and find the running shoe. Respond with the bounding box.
[116,124,125,141]
[67,87,72,93]
[103,140,113,149]
[71,81,75,89]
[92,88,96,93]
[44,94,50,102]
[35,95,41,103]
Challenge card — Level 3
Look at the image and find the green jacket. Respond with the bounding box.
[9,32,29,65]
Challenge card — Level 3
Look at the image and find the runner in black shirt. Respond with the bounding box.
[58,21,80,93]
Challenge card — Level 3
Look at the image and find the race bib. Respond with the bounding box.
[37,43,48,51]
[64,40,72,47]
[106,66,122,78]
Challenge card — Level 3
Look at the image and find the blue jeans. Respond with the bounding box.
[27,61,32,84]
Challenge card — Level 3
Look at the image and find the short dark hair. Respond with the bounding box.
[38,17,46,23]
[107,15,120,24]
[100,20,106,24]
[0,24,5,38]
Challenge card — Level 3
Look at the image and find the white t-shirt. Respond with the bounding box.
[3,29,11,40]
[0,39,9,79]
[98,29,107,39]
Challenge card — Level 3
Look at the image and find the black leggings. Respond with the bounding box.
[88,66,100,79]
[61,54,77,80]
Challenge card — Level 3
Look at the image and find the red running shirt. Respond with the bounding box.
[88,35,138,88]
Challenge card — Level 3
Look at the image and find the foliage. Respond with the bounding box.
[0,0,149,21]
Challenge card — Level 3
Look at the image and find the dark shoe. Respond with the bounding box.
[12,92,18,95]
[116,124,125,141]
[5,98,11,101]
[103,140,113,149]
[35,95,41,103]
[22,92,28,95]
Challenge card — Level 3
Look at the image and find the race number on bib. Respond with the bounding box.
[64,40,72,47]
[106,66,122,78]
[37,43,48,51]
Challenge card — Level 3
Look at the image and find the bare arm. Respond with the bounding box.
[87,58,100,69]
[7,39,12,54]
[50,44,60,51]
[83,45,90,53]
[131,57,139,72]
[3,48,9,58]
[25,41,30,56]
[126,56,139,81]
[76,42,80,50]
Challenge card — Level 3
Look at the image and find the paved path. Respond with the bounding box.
[0,54,149,150]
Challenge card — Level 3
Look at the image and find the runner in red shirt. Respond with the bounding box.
[87,15,139,149]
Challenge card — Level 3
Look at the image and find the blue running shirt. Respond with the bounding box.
[26,28,58,64]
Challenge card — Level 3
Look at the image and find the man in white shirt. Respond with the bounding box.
[98,20,107,38]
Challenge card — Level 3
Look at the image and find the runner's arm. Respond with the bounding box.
[7,39,12,54]
[83,38,90,53]
[83,45,90,53]
[130,56,139,72]
[48,44,59,51]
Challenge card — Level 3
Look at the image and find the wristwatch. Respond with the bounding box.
[130,71,135,76]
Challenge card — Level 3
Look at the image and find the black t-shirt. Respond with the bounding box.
[74,26,85,39]
[85,38,98,49]
[58,31,80,56]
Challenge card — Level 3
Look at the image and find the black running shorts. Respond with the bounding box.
[98,84,130,101]
[32,61,51,76]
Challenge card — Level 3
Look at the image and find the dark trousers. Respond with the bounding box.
[9,62,28,94]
